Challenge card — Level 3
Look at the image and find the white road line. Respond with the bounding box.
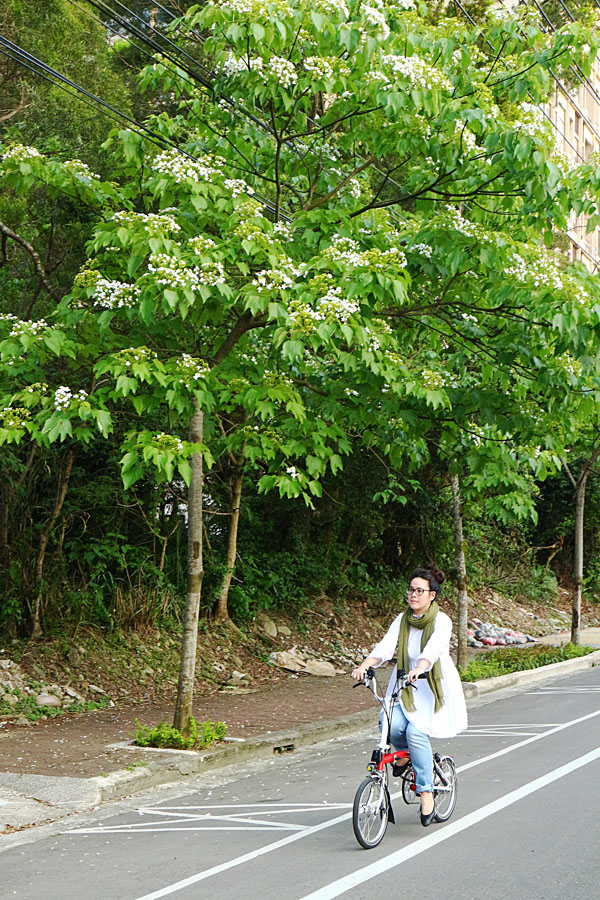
[140,804,351,814]
[465,731,543,736]
[147,804,350,810]
[298,745,600,900]
[466,723,559,728]
[131,809,355,900]
[128,706,600,900]
[458,707,600,773]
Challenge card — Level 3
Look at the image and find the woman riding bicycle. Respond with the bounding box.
[351,566,467,826]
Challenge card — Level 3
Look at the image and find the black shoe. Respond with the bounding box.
[420,809,436,827]
[392,758,410,778]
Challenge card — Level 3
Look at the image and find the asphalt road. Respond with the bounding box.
[3,667,600,900]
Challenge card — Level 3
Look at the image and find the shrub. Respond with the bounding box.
[459,643,595,681]
[134,717,227,750]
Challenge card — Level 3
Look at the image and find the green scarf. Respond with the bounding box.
[398,601,444,714]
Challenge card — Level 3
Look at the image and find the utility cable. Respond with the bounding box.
[0,34,176,153]
[453,0,600,267]
[528,0,600,110]
[0,32,289,221]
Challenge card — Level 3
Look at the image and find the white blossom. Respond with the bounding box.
[362,6,390,41]
[54,386,88,411]
[9,318,49,337]
[224,178,255,198]
[111,211,181,234]
[377,54,452,91]
[152,149,224,183]
[148,253,227,288]
[175,353,210,384]
[63,159,100,181]
[410,243,433,259]
[1,144,42,163]
[93,279,141,310]
[270,56,297,89]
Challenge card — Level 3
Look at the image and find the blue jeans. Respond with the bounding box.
[380,704,433,794]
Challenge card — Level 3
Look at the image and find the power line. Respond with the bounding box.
[528,0,600,110]
[0,34,175,154]
[452,0,600,267]
[0,32,289,221]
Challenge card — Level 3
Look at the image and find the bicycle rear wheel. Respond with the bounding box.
[433,756,457,822]
[352,776,389,848]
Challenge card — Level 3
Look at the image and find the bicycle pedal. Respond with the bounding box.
[392,761,411,778]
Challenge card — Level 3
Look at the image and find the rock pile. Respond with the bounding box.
[268,636,369,676]
[252,611,367,678]
[467,619,537,649]
[0,657,105,712]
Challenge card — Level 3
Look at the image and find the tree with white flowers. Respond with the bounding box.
[2,0,600,731]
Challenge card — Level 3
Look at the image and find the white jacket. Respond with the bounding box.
[370,610,468,739]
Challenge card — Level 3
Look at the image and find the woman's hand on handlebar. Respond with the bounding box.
[351,663,370,681]
[407,667,426,683]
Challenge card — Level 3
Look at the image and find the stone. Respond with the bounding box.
[2,693,19,707]
[67,646,81,667]
[88,684,106,694]
[64,687,84,701]
[269,651,306,672]
[231,655,243,668]
[229,670,250,685]
[303,659,337,677]
[35,693,61,708]
[277,625,292,636]
[256,613,278,639]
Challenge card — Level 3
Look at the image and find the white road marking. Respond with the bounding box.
[69,803,351,835]
[111,706,600,900]
[526,687,600,695]
[131,809,356,899]
[298,745,600,900]
[464,731,543,736]
[459,707,600,773]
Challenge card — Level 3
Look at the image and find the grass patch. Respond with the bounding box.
[459,643,595,682]
[0,691,109,721]
[134,717,227,751]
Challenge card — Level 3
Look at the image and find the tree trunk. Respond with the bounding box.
[571,474,587,645]
[31,448,76,638]
[451,472,469,670]
[214,464,243,622]
[173,404,204,736]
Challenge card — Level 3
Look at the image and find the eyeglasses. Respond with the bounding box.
[406,587,431,597]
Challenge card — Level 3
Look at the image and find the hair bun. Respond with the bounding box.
[430,566,445,585]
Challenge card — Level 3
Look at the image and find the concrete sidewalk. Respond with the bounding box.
[1,637,599,842]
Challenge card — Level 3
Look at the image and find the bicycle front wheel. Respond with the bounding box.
[352,776,389,849]
[433,756,457,822]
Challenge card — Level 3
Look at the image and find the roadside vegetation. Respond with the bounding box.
[134,717,227,751]
[459,643,596,682]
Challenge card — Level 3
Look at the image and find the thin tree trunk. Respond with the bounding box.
[214,465,244,622]
[0,480,9,566]
[451,472,469,670]
[173,404,204,737]
[561,444,600,646]
[31,448,76,638]
[571,474,587,645]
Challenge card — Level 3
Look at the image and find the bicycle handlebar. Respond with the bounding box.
[352,667,427,700]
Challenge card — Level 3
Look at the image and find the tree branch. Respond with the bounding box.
[0,221,61,301]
